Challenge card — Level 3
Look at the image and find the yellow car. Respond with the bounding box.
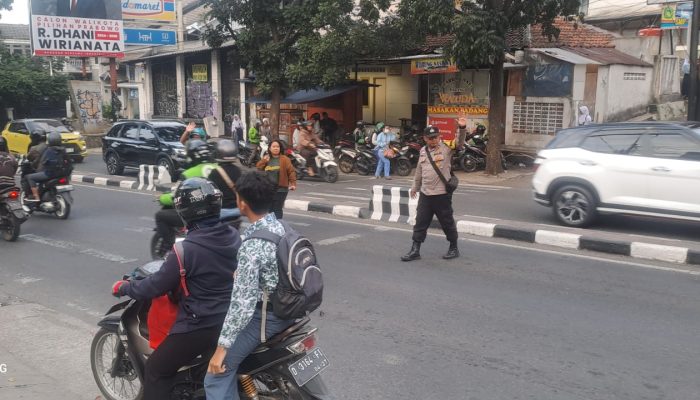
[1,119,87,162]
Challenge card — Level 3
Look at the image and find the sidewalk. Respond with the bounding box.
[0,294,99,400]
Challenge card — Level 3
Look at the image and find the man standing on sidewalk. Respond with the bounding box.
[401,118,468,261]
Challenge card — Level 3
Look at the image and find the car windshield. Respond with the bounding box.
[155,126,185,142]
[29,120,71,133]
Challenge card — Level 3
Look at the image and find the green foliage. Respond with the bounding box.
[0,47,69,116]
[0,0,13,18]
[201,0,396,94]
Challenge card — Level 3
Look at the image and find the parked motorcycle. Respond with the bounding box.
[19,160,73,219]
[457,133,507,172]
[237,136,269,168]
[333,137,359,174]
[0,185,28,242]
[354,142,412,177]
[91,261,331,400]
[289,144,339,183]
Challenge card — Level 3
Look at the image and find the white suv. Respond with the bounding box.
[533,122,700,227]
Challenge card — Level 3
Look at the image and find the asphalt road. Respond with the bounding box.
[1,183,700,399]
[76,152,700,244]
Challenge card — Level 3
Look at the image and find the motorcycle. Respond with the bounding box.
[354,142,412,177]
[19,160,73,219]
[237,136,269,168]
[289,144,339,183]
[0,185,28,242]
[333,137,359,174]
[91,261,331,400]
[457,133,507,172]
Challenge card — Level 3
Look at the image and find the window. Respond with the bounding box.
[155,125,185,142]
[139,125,155,141]
[648,133,700,160]
[28,120,70,133]
[623,73,646,81]
[10,123,28,134]
[512,102,564,135]
[107,125,122,137]
[581,133,643,155]
[122,124,140,140]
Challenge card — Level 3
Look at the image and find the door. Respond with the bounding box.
[373,78,386,123]
[7,122,30,154]
[137,124,159,165]
[583,65,598,121]
[642,131,700,215]
[578,129,648,207]
[120,123,142,165]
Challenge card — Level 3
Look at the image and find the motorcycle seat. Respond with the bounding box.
[253,316,310,352]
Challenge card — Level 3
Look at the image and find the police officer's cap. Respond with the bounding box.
[423,126,440,138]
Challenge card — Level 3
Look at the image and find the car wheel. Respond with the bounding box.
[157,157,174,177]
[552,185,597,227]
[105,152,124,175]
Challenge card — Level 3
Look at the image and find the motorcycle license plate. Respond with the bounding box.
[287,348,329,387]
[65,148,74,153]
[55,185,73,192]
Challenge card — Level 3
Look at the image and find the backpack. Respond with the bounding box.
[43,147,73,178]
[246,220,323,321]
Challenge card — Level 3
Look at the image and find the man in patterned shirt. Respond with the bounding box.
[205,171,295,400]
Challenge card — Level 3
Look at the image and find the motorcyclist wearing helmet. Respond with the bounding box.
[25,132,68,201]
[246,119,262,166]
[0,137,18,190]
[296,120,322,177]
[27,129,48,172]
[112,177,242,400]
[207,139,242,215]
[179,122,207,145]
[353,121,366,146]
[155,139,214,251]
[371,122,385,146]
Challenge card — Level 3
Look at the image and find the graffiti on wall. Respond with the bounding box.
[75,89,102,125]
[186,80,214,119]
[153,73,178,117]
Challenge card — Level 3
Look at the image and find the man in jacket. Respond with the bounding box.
[112,177,241,400]
[401,121,466,262]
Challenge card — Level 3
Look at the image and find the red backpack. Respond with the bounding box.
[147,243,190,349]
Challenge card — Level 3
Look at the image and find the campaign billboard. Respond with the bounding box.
[29,0,125,58]
[122,0,176,22]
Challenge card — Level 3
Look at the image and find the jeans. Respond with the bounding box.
[204,308,294,400]
[374,148,390,177]
[25,171,49,188]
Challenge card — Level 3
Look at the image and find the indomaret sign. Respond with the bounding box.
[30,0,125,58]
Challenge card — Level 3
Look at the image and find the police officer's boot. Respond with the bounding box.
[401,241,421,262]
[443,241,459,260]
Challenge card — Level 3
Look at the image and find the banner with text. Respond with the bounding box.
[122,0,176,22]
[30,0,124,58]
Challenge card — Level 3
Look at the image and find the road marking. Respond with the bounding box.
[288,221,311,227]
[316,234,361,246]
[14,274,42,284]
[284,212,700,276]
[296,196,325,201]
[306,192,371,201]
[139,216,155,222]
[462,214,500,221]
[347,187,369,191]
[20,234,138,264]
[72,182,156,196]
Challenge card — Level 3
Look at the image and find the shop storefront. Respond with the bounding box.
[413,58,490,140]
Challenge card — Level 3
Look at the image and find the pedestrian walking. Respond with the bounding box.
[374,125,396,180]
[256,139,297,219]
[260,118,272,142]
[231,114,244,142]
[401,122,466,262]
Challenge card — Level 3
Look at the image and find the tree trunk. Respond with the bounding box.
[485,56,506,175]
[270,86,282,140]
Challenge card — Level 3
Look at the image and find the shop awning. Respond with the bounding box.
[246,84,369,104]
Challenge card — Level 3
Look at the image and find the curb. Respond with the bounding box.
[71,177,700,267]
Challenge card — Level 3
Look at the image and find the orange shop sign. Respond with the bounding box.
[411,58,459,75]
[428,105,489,115]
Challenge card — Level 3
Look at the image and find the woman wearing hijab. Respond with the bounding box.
[578,106,592,126]
[231,115,244,142]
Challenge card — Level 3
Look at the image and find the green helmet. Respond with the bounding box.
[375,122,385,132]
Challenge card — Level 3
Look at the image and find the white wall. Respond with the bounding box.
[597,65,654,122]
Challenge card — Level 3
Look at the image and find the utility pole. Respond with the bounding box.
[688,0,700,120]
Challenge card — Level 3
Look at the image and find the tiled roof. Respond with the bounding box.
[0,24,30,41]
[529,18,615,49]
[564,47,652,67]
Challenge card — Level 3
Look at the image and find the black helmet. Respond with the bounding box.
[0,136,7,152]
[475,124,486,135]
[356,121,364,128]
[215,139,238,162]
[186,139,211,165]
[174,177,222,226]
[47,131,62,147]
[30,129,46,145]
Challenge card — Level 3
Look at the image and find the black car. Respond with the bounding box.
[102,120,187,176]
